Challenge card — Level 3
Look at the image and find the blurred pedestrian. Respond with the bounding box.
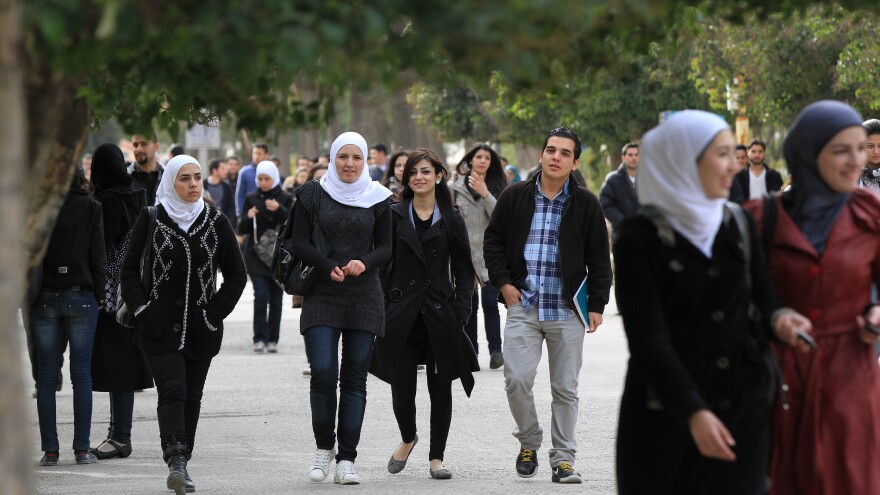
[381,149,409,202]
[453,143,508,369]
[89,144,154,461]
[31,166,105,466]
[614,111,812,494]
[599,143,640,243]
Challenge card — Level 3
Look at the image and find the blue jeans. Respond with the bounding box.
[466,282,502,355]
[30,288,98,452]
[107,391,135,444]
[304,326,374,462]
[251,275,283,344]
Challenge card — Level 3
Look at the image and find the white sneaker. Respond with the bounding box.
[334,460,361,485]
[253,342,266,353]
[266,342,278,353]
[302,367,312,376]
[308,448,335,482]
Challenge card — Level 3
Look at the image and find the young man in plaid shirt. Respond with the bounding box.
[484,126,612,484]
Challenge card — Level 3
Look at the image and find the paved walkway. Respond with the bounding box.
[27,282,628,494]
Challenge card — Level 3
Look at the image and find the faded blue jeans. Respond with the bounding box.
[31,288,98,453]
[303,326,374,462]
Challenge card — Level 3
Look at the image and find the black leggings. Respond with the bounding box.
[390,319,452,461]
[142,350,212,458]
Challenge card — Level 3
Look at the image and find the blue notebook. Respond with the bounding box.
[573,276,589,327]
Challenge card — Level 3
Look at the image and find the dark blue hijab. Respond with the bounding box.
[782,100,863,255]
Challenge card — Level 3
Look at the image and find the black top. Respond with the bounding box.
[127,163,164,207]
[237,185,294,277]
[599,164,640,240]
[41,189,106,305]
[413,206,433,239]
[121,204,247,358]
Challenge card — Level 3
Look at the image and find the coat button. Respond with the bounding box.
[424,280,431,286]
[707,267,720,278]
[718,399,731,411]
[716,356,730,369]
[711,310,725,322]
[435,303,442,309]
[431,249,438,256]
[421,307,427,314]
[173,324,181,333]
[409,279,416,286]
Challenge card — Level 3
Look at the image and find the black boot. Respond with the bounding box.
[163,441,188,495]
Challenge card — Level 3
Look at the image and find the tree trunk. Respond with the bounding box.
[0,0,35,491]
[350,87,390,148]
[390,90,416,150]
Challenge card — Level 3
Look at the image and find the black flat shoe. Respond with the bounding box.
[90,438,132,459]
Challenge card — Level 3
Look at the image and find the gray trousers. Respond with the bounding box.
[502,304,584,466]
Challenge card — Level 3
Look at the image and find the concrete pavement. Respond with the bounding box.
[27,282,628,494]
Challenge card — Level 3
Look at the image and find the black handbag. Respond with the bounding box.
[116,206,157,328]
[272,181,331,296]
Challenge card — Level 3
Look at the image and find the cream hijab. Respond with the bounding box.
[320,132,391,208]
[255,160,281,189]
[638,110,730,258]
[156,154,205,232]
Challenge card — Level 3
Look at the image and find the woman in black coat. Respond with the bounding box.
[89,143,154,460]
[614,111,812,494]
[237,161,293,353]
[370,148,479,480]
[121,155,246,495]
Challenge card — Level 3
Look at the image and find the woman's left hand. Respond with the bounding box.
[774,310,815,352]
[468,174,489,199]
[342,259,366,277]
[856,305,880,345]
[265,198,280,211]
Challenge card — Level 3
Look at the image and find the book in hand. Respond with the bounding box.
[573,276,589,328]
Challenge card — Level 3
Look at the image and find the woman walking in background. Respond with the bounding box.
[614,110,812,494]
[238,161,294,353]
[371,149,479,480]
[31,167,105,466]
[121,155,246,494]
[89,144,154,461]
[452,143,508,369]
[291,132,392,485]
[381,149,410,202]
[744,101,880,494]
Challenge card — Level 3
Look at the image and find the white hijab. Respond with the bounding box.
[638,110,730,258]
[156,154,206,232]
[255,160,281,189]
[320,132,391,208]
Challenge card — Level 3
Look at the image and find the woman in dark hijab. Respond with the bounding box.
[89,143,154,460]
[744,101,880,494]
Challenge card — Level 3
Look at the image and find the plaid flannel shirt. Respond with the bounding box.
[520,180,574,321]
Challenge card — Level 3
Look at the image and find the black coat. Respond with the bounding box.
[613,211,781,494]
[370,201,480,396]
[237,185,294,278]
[734,165,784,199]
[121,205,247,358]
[599,164,640,240]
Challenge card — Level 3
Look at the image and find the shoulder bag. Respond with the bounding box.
[116,206,157,328]
[272,181,331,296]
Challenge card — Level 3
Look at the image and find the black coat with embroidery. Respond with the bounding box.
[121,204,247,358]
[369,201,480,396]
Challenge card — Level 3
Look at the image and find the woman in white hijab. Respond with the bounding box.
[121,155,247,495]
[290,132,392,485]
[612,111,812,494]
[237,160,294,353]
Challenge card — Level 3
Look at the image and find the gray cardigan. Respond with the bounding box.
[452,175,497,284]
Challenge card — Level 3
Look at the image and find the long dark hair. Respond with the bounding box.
[401,149,473,270]
[382,149,409,186]
[455,143,507,198]
[71,165,93,193]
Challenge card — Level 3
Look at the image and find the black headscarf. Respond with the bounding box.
[90,143,146,238]
[782,100,863,255]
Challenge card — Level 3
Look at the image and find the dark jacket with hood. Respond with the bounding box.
[370,200,480,395]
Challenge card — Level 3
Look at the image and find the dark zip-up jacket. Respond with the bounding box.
[484,172,612,314]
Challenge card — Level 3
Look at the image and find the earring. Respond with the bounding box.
[435,179,441,185]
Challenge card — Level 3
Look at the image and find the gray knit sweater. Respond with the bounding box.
[290,182,392,336]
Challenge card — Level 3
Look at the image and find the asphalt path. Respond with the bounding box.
[27,280,628,494]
